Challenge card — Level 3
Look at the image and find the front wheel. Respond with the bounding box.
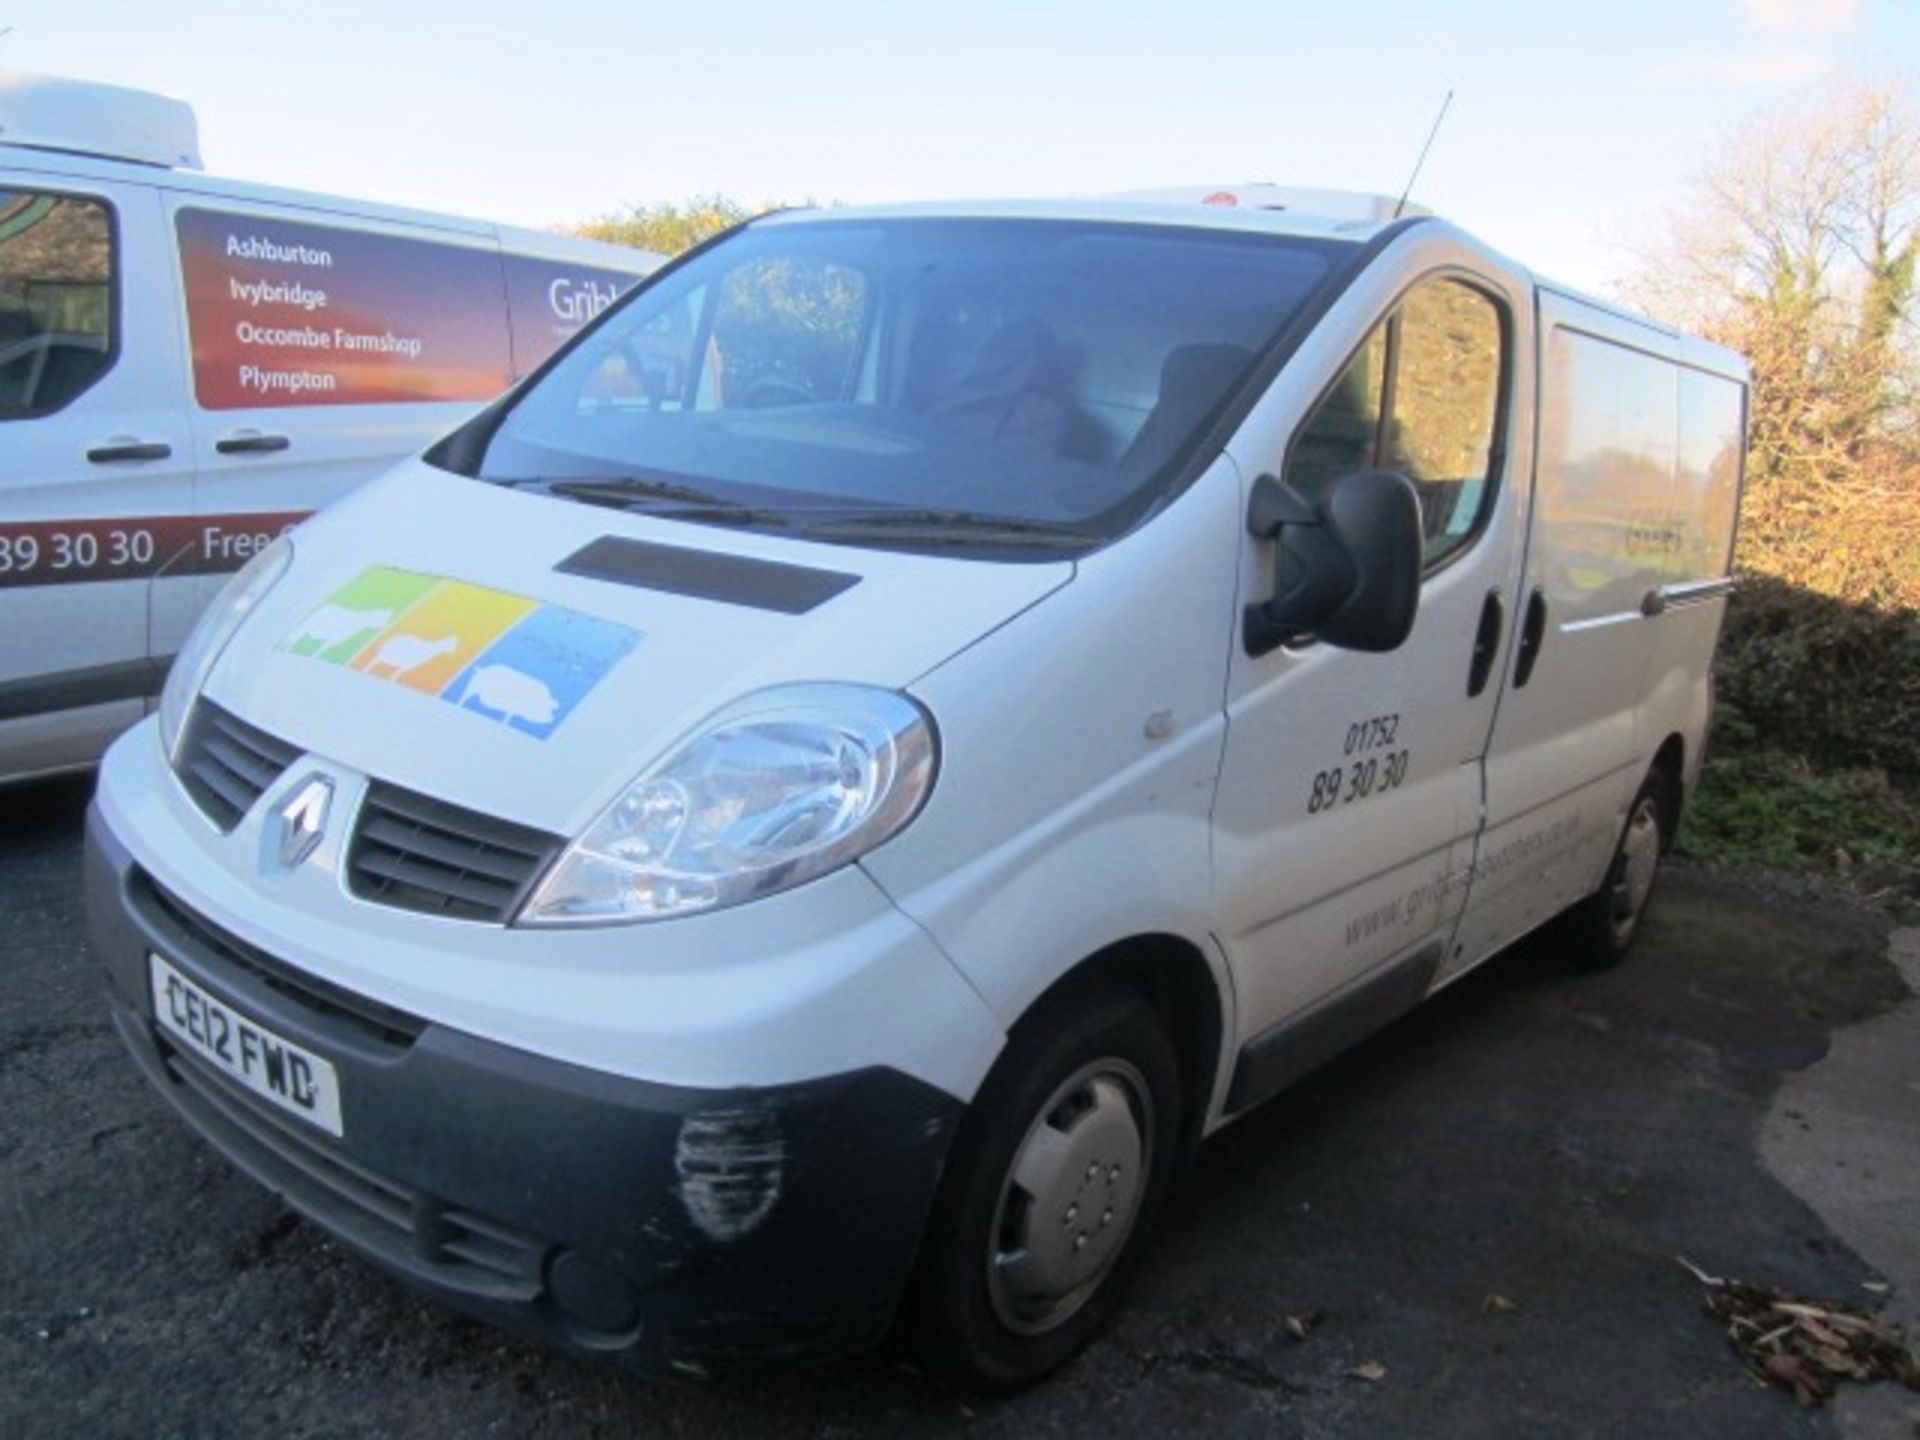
[902,986,1181,1390]
[1569,769,1669,967]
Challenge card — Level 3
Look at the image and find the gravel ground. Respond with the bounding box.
[3,771,1915,1438]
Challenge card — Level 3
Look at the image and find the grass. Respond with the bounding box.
[1670,563,1920,914]
[1678,748,1920,909]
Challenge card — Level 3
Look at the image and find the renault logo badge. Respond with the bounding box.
[278,775,334,869]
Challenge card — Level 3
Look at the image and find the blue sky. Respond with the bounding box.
[2,0,1912,291]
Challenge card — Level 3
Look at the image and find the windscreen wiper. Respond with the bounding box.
[527,477,794,528]
[488,472,720,504]
[541,475,730,508]
[793,507,1102,549]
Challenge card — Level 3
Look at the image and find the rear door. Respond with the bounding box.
[1448,293,1685,971]
[0,173,196,778]
[163,195,516,647]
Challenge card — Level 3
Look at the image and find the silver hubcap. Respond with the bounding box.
[1609,797,1662,943]
[987,1058,1152,1336]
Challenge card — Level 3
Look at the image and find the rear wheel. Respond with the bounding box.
[1569,769,1669,967]
[903,985,1180,1390]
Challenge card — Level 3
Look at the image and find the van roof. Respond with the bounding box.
[1108,184,1431,223]
[0,70,202,170]
[760,196,1407,244]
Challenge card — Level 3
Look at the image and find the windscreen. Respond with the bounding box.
[450,218,1350,556]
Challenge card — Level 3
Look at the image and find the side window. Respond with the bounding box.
[1286,325,1386,499]
[1285,276,1505,571]
[1676,368,1744,578]
[1388,281,1502,563]
[0,190,115,419]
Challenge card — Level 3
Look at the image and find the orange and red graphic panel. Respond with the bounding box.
[176,207,516,410]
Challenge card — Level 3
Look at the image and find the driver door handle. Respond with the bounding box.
[1467,587,1504,697]
[86,439,172,463]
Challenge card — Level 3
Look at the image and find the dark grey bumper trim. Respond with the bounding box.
[86,803,963,1371]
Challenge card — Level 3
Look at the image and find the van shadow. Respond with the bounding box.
[1080,864,1900,1434]
[309,868,1895,1439]
[0,770,93,853]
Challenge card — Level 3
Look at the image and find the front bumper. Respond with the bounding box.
[87,807,962,1371]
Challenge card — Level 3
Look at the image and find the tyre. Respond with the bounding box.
[1568,768,1670,968]
[902,984,1181,1390]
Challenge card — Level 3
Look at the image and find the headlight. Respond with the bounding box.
[518,684,937,926]
[158,537,293,759]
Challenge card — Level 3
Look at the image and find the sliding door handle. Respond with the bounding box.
[214,432,291,455]
[1513,588,1548,688]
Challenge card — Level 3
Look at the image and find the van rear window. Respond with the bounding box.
[0,190,114,419]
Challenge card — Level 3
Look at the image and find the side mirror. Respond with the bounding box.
[1243,469,1423,656]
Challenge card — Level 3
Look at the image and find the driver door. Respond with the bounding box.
[1212,261,1531,1095]
[0,175,196,779]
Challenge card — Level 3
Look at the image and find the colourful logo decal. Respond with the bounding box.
[349,580,536,694]
[446,605,640,740]
[282,566,638,739]
[284,566,438,663]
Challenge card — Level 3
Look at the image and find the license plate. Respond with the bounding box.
[149,953,344,1137]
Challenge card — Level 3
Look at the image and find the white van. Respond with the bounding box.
[1,72,658,784]
[85,192,1745,1386]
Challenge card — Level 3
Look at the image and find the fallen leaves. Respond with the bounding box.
[1272,1309,1384,1384]
[1677,1255,1920,1408]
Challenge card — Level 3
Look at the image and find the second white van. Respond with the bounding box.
[0,71,659,783]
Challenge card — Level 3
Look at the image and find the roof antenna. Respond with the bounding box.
[1393,89,1454,219]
